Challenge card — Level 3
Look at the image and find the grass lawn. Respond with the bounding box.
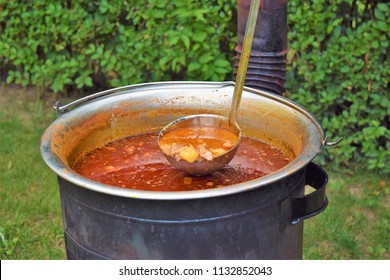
[0,85,388,260]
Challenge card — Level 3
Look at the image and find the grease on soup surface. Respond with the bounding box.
[74,132,291,191]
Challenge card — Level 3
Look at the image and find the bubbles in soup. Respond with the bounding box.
[74,132,291,191]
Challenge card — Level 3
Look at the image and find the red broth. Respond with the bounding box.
[74,132,291,191]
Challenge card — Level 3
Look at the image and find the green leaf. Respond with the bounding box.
[199,53,213,64]
[192,31,207,42]
[181,35,190,49]
[340,65,350,73]
[153,10,166,19]
[6,249,14,255]
[374,9,385,21]
[214,58,230,68]
[6,74,14,84]
[168,35,180,46]
[159,56,171,70]
[333,26,341,38]
[376,3,389,12]
[84,44,96,55]
[214,67,228,74]
[188,62,201,72]
[377,21,387,32]
[84,76,93,87]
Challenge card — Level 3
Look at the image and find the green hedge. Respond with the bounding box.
[0,0,236,91]
[286,0,389,173]
[0,0,388,173]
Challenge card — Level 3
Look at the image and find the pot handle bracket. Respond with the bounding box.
[280,163,329,231]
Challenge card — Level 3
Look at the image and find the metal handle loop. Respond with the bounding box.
[52,81,236,117]
[53,85,134,116]
[323,136,344,147]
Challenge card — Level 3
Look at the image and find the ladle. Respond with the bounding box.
[158,0,260,175]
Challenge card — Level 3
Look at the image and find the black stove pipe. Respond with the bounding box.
[236,0,288,95]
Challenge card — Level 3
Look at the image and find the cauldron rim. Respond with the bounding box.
[40,81,325,201]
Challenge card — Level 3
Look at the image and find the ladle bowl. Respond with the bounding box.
[158,0,260,175]
[158,114,242,176]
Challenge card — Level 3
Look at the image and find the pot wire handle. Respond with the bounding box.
[323,136,344,147]
[52,81,236,116]
[53,85,135,116]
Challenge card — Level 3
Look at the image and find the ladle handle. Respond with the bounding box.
[229,0,260,126]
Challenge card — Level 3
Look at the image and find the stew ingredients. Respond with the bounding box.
[74,132,291,191]
[159,126,239,163]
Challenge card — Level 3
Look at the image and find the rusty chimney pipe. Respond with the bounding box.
[235,0,288,95]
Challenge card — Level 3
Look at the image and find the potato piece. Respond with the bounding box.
[179,145,199,163]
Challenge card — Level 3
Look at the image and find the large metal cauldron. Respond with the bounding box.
[41,82,329,259]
